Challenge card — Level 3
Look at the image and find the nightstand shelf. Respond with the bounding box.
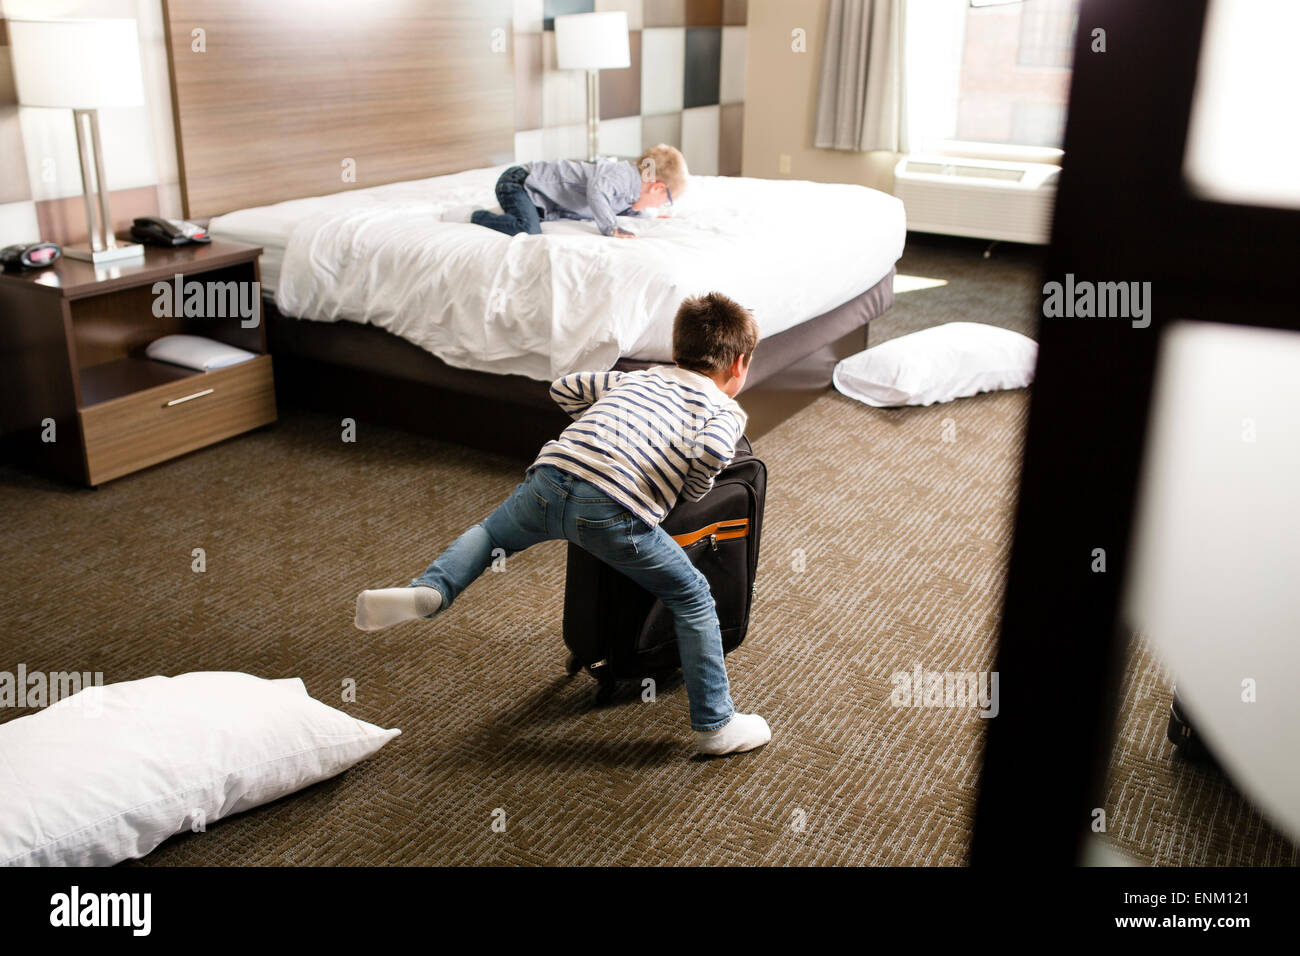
[0,240,276,486]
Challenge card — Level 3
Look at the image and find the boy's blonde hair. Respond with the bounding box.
[672,292,760,375]
[638,144,690,198]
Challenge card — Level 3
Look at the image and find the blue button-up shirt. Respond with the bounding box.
[522,159,643,236]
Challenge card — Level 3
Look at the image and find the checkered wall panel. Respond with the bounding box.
[514,0,747,176]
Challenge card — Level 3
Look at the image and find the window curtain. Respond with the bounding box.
[814,0,909,153]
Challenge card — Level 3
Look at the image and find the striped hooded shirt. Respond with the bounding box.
[531,366,748,527]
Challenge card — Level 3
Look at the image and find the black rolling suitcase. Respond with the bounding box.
[561,436,766,700]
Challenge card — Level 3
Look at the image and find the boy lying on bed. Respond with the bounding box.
[453,144,688,238]
[354,292,771,756]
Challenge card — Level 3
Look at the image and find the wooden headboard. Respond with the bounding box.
[162,0,515,219]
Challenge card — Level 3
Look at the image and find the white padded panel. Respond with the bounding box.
[540,124,589,161]
[542,32,589,128]
[0,200,41,246]
[599,116,644,158]
[680,105,720,177]
[515,128,546,163]
[641,27,685,115]
[596,0,644,32]
[720,25,747,105]
[514,0,544,33]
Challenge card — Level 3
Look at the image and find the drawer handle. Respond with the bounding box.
[164,387,215,408]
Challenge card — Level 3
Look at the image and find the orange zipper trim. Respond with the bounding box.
[672,518,750,548]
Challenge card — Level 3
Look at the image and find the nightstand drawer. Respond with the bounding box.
[79,355,276,484]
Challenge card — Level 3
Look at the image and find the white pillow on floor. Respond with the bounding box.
[0,672,399,867]
[833,321,1038,407]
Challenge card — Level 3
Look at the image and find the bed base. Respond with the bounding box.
[266,268,894,459]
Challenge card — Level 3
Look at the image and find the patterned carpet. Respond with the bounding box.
[1,236,1292,865]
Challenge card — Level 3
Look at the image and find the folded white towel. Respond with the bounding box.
[145,334,257,372]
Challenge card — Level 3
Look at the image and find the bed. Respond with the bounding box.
[162,0,904,457]
[206,165,903,453]
[212,164,903,379]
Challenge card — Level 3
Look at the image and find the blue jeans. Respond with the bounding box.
[411,464,735,731]
[471,165,543,237]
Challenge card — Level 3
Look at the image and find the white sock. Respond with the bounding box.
[354,586,442,631]
[695,713,772,755]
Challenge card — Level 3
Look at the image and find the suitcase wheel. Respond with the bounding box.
[564,653,583,677]
[593,674,617,704]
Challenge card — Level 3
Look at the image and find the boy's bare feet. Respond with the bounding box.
[354,586,442,631]
[695,713,771,755]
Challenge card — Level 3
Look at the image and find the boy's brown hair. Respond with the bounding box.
[672,292,760,375]
[638,144,690,198]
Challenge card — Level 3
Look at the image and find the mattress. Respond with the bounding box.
[209,165,905,381]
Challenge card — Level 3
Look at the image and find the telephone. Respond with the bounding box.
[130,217,212,246]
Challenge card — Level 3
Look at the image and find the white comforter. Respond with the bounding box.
[211,165,904,381]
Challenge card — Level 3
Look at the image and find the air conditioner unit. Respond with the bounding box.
[892,152,1061,245]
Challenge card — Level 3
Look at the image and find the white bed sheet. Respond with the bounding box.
[209,165,905,381]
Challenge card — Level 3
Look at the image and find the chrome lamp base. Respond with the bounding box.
[64,241,145,264]
[69,108,145,266]
[585,69,601,162]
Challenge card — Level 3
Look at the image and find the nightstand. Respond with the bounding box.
[0,240,276,486]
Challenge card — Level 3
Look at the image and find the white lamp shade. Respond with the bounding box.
[555,12,631,71]
[9,19,145,109]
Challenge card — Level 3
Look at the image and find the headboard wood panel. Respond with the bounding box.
[162,0,514,219]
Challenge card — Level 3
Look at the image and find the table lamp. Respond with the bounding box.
[554,12,631,162]
[8,18,147,264]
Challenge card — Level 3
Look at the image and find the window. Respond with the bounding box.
[1017,0,1078,68]
[954,0,1078,147]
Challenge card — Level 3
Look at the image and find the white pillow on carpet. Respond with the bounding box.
[833,321,1038,407]
[0,672,399,867]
